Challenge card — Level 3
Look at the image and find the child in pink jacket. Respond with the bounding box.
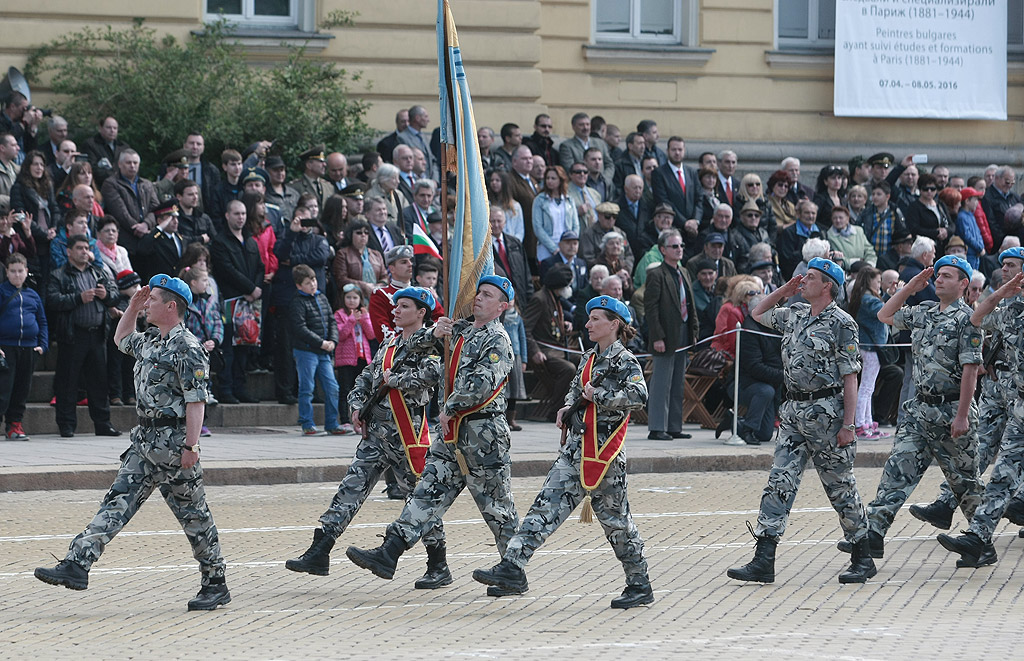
[334,283,374,433]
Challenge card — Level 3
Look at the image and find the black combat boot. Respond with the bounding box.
[346,532,407,579]
[34,559,89,591]
[909,500,955,530]
[937,531,998,568]
[285,528,336,576]
[1003,499,1024,526]
[472,558,528,596]
[838,538,878,583]
[187,577,231,611]
[837,530,884,558]
[727,534,778,583]
[414,544,453,589]
[610,580,655,609]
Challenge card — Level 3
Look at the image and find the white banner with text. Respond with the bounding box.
[834,0,1007,120]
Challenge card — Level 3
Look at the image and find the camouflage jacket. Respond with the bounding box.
[763,301,861,393]
[408,317,513,418]
[564,340,648,431]
[118,323,210,419]
[348,332,442,415]
[978,294,1024,392]
[894,297,983,396]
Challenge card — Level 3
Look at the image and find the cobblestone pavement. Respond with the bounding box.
[2,468,1023,659]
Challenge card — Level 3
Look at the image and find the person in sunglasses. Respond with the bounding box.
[905,173,952,251]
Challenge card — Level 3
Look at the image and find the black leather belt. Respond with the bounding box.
[460,411,496,423]
[788,385,842,402]
[917,391,959,405]
[138,416,185,429]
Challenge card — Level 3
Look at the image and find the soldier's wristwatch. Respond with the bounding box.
[843,424,856,431]
[183,444,199,452]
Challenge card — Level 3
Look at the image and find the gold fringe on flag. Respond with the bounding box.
[455,448,469,475]
[578,492,594,524]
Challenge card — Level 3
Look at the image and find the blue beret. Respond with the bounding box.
[999,246,1024,264]
[586,295,632,325]
[477,274,514,302]
[393,286,436,311]
[934,254,972,279]
[148,274,193,308]
[807,257,844,288]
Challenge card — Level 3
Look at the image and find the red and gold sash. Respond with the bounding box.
[443,334,506,443]
[579,353,630,491]
[382,340,431,476]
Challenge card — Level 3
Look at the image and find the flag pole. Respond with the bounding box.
[441,142,451,403]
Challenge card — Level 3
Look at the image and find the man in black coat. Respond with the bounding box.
[734,311,782,445]
[651,136,699,227]
[81,116,129,186]
[615,174,650,259]
[489,205,533,301]
[135,199,187,282]
[539,230,588,295]
[376,109,408,164]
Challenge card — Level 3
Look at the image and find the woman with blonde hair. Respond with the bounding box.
[711,274,763,358]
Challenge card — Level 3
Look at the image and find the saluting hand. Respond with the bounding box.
[777,274,804,298]
[128,285,150,312]
[904,267,934,294]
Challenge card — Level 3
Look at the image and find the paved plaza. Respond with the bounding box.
[3,467,1023,659]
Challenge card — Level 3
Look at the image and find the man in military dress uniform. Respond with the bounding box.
[35,275,229,611]
[935,263,1024,566]
[854,255,985,559]
[727,258,877,584]
[285,287,450,588]
[346,275,520,583]
[288,144,331,212]
[473,295,653,609]
[910,247,1024,530]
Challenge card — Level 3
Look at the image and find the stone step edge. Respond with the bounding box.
[0,451,894,492]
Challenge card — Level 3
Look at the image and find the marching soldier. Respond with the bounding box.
[34,275,230,611]
[285,287,449,587]
[472,295,653,609]
[346,275,520,583]
[936,265,1024,566]
[728,258,877,584]
[910,247,1024,530]
[852,255,984,559]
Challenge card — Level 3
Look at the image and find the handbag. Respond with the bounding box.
[689,346,730,377]
[226,297,262,347]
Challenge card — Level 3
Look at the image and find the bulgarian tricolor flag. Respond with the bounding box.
[412,222,442,260]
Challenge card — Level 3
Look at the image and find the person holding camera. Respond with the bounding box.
[0,252,46,440]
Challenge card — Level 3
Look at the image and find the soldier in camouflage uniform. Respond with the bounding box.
[285,287,449,587]
[936,259,1024,567]
[473,295,653,609]
[855,255,984,560]
[346,275,520,583]
[728,258,877,585]
[911,248,1024,530]
[35,275,230,611]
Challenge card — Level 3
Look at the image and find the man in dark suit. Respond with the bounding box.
[644,228,699,440]
[400,178,436,241]
[135,199,186,282]
[182,132,221,215]
[558,113,614,185]
[539,230,588,294]
[376,109,409,164]
[651,136,699,228]
[392,144,418,207]
[615,174,650,259]
[81,115,129,186]
[782,156,811,205]
[777,199,823,278]
[613,132,646,194]
[396,105,436,181]
[489,205,533,301]
[507,146,539,259]
[364,195,404,254]
[715,150,740,206]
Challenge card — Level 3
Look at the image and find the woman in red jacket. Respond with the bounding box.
[711,274,763,358]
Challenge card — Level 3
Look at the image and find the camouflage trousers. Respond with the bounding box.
[387,416,519,554]
[319,413,443,548]
[936,375,1016,509]
[66,426,226,584]
[503,433,648,586]
[969,400,1024,541]
[755,396,869,542]
[867,398,982,536]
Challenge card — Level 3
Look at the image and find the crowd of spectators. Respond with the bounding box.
[0,87,1021,439]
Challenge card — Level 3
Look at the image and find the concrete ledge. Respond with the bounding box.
[0,450,896,492]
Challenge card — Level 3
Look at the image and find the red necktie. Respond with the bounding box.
[677,169,686,193]
[497,237,511,275]
[725,179,732,204]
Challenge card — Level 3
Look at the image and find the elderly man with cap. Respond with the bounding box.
[369,244,443,343]
[35,274,230,611]
[286,286,448,586]
[473,294,654,609]
[136,199,187,282]
[876,228,914,272]
[346,275,520,586]
[339,182,366,221]
[525,264,579,422]
[910,247,1024,539]
[264,154,299,219]
[580,201,635,266]
[846,255,985,561]
[728,257,876,585]
[288,145,331,211]
[731,199,771,274]
[686,231,736,281]
[154,149,191,202]
[540,229,588,293]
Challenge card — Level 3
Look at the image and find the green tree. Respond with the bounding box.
[24,18,370,177]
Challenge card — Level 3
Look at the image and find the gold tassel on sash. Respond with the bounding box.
[578,492,594,524]
[455,448,470,475]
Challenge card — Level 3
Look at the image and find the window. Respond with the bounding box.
[205,0,299,27]
[594,0,690,45]
[779,0,1023,53]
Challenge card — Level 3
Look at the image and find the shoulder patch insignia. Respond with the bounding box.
[846,343,857,353]
[629,373,643,383]
[970,336,981,347]
[488,352,500,363]
[194,368,205,379]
